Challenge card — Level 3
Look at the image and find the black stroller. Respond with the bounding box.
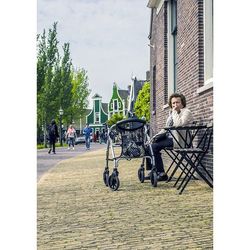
[103,118,155,191]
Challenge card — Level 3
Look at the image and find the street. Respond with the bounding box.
[37,143,106,181]
[37,147,213,249]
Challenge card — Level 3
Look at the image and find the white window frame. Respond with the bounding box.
[156,0,164,14]
[197,0,213,94]
[204,0,213,86]
[167,0,177,98]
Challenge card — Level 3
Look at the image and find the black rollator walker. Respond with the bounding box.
[103,118,155,191]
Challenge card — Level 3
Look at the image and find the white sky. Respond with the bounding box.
[37,0,151,106]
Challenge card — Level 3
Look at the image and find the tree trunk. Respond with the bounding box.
[43,121,47,148]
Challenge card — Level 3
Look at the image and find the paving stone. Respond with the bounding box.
[38,148,213,249]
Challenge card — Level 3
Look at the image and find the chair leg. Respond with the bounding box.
[179,167,196,194]
[188,153,213,188]
[174,160,191,187]
[178,153,201,194]
[175,152,197,188]
[165,151,179,174]
[177,157,195,192]
[198,162,213,182]
[168,154,185,182]
[179,153,213,194]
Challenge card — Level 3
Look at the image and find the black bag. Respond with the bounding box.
[126,146,141,157]
[153,132,167,143]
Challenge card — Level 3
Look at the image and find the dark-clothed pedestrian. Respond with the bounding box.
[48,119,59,154]
[96,130,99,142]
[100,129,106,144]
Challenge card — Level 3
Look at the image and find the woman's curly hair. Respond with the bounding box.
[168,93,186,108]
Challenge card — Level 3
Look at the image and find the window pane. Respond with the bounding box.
[114,100,118,110]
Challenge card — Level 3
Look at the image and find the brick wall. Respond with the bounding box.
[149,0,213,175]
[150,4,166,136]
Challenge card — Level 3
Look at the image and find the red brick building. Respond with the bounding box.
[147,0,213,174]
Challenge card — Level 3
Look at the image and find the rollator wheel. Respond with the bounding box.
[150,170,158,187]
[137,167,145,183]
[103,169,109,187]
[108,174,120,191]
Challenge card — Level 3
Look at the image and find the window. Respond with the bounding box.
[114,100,118,110]
[204,0,213,85]
[95,113,100,124]
[167,0,177,98]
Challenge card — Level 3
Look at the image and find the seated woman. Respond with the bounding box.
[146,93,194,181]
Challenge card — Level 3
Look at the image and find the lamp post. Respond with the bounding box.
[59,107,64,146]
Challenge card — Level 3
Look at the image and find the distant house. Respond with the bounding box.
[147,0,213,173]
[86,94,108,134]
[108,82,129,119]
[127,77,148,116]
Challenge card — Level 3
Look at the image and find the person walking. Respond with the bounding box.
[66,124,76,150]
[47,119,59,154]
[96,130,99,143]
[83,124,92,150]
[100,129,105,144]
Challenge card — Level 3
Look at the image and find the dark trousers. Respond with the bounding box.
[68,137,75,147]
[146,137,173,173]
[49,139,56,153]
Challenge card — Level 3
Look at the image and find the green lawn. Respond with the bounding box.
[37,143,68,149]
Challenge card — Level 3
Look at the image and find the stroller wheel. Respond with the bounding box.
[138,167,145,183]
[108,174,120,191]
[150,170,158,187]
[103,169,109,187]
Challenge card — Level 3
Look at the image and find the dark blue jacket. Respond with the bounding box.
[83,127,92,138]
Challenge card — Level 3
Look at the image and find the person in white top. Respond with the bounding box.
[147,93,194,181]
[66,124,76,150]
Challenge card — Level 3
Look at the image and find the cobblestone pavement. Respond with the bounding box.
[37,148,213,249]
[37,143,105,181]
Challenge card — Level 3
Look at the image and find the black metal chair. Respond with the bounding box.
[163,123,206,181]
[170,124,213,194]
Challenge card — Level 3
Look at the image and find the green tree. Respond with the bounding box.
[107,113,124,127]
[71,67,91,122]
[37,23,60,145]
[37,30,47,143]
[37,22,90,145]
[59,42,73,125]
[134,82,150,122]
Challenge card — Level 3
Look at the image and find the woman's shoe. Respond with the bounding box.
[157,173,168,181]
